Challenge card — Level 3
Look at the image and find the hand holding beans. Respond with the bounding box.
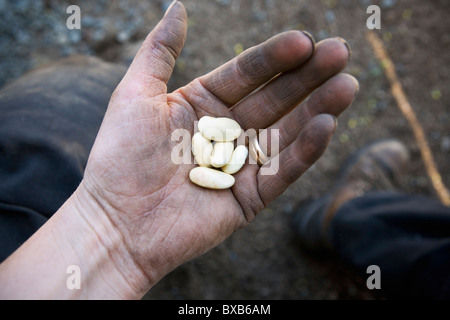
[0,1,360,299]
[190,116,248,189]
[55,1,358,297]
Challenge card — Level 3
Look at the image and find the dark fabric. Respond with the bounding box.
[0,56,126,262]
[329,191,450,299]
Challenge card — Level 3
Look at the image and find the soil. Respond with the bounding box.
[1,0,449,299]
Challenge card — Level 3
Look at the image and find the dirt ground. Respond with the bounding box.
[1,0,449,299]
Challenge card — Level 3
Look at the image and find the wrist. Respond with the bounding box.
[0,182,151,299]
[69,181,152,299]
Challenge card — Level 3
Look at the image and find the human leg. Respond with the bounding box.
[293,139,450,298]
[0,56,126,261]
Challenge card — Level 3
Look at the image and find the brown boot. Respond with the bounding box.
[292,139,410,251]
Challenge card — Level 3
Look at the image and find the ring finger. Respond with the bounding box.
[259,72,359,157]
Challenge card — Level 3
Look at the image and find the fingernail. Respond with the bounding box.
[354,79,360,97]
[301,30,316,49]
[333,116,338,132]
[348,75,360,98]
[164,0,178,17]
[336,37,352,62]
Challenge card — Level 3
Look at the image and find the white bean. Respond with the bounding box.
[198,116,242,142]
[191,132,213,167]
[222,145,248,174]
[210,141,234,168]
[189,167,235,189]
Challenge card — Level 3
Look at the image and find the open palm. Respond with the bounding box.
[80,2,358,288]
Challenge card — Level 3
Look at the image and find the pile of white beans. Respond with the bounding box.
[189,116,248,189]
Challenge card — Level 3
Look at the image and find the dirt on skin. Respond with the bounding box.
[0,0,449,299]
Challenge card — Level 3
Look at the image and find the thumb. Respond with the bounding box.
[121,1,188,99]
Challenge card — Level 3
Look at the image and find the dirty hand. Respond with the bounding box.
[77,1,358,296]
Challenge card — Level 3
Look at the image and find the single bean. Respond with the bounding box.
[192,132,213,167]
[222,145,248,174]
[210,141,234,168]
[198,116,242,142]
[189,167,235,189]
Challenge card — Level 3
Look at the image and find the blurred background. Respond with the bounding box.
[0,0,449,299]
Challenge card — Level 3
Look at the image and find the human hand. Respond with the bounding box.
[76,1,358,296]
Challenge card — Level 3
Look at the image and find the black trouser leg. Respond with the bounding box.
[329,191,450,299]
[0,56,126,262]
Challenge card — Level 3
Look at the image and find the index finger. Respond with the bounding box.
[198,30,315,107]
